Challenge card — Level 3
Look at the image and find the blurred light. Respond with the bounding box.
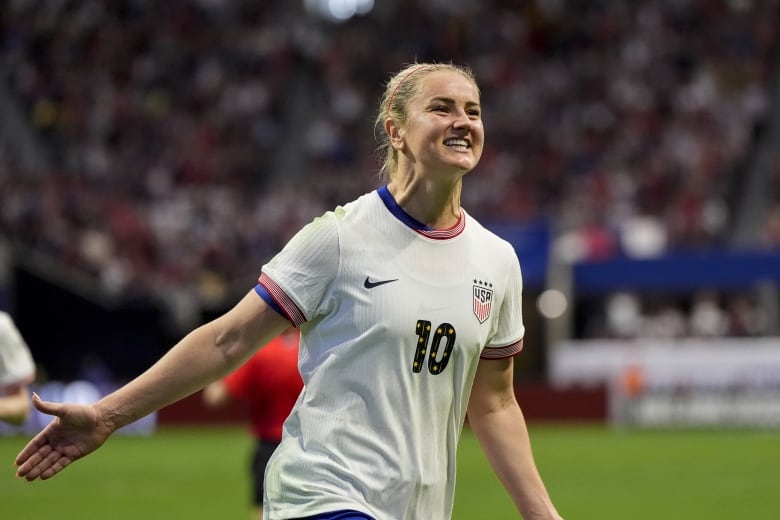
[620,215,667,259]
[61,380,102,404]
[304,0,374,22]
[537,289,567,319]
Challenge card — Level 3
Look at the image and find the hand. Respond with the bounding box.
[14,393,112,481]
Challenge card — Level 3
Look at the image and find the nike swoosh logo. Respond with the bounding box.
[364,277,399,289]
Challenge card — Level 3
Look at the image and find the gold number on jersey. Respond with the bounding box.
[412,320,456,374]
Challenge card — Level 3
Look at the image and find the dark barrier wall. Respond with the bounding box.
[13,265,174,382]
[156,383,608,425]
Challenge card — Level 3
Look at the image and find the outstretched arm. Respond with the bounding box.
[467,356,563,520]
[15,289,290,481]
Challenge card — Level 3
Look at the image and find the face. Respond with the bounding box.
[391,70,484,176]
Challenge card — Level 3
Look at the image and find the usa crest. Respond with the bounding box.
[472,280,493,323]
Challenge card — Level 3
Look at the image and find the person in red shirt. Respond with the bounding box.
[202,328,302,520]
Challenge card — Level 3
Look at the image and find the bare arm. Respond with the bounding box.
[0,385,31,426]
[467,357,563,520]
[96,290,288,428]
[15,290,289,480]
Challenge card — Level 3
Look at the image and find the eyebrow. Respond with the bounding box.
[427,96,481,108]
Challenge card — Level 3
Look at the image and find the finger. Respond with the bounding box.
[21,460,47,481]
[41,456,73,480]
[15,444,53,478]
[32,449,68,481]
[19,445,67,482]
[31,393,62,416]
[15,432,52,466]
[14,434,51,466]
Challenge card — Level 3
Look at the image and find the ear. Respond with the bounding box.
[385,118,405,151]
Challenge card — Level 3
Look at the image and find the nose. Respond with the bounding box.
[452,110,472,130]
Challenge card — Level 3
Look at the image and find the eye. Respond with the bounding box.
[431,104,449,113]
[467,108,481,118]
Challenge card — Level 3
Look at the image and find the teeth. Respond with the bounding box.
[444,139,468,148]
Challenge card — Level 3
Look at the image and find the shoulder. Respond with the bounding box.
[463,211,517,259]
[301,190,379,232]
[332,190,382,221]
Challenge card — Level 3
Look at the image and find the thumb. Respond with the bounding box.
[31,392,63,417]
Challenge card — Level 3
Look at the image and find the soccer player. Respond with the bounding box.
[202,328,302,520]
[15,62,563,519]
[0,311,35,426]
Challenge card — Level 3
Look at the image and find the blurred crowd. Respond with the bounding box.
[0,1,778,330]
[581,288,775,340]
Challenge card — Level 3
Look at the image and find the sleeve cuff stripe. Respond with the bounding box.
[258,273,307,327]
[480,338,524,359]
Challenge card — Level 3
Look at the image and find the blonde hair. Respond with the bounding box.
[374,62,479,181]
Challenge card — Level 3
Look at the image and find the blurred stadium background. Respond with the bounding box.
[2,0,780,517]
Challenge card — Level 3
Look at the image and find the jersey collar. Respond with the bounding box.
[377,185,466,240]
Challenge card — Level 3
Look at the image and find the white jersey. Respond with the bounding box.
[258,186,524,520]
[0,311,35,392]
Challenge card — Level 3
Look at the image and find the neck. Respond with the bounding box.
[387,175,463,229]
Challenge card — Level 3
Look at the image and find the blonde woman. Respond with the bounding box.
[16,63,562,520]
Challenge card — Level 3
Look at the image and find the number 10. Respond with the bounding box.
[412,320,456,375]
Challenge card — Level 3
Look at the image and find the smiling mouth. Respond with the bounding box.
[444,138,470,150]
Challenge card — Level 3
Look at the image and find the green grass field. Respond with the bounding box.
[2,424,779,519]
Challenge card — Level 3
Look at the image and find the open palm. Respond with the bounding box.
[14,394,111,481]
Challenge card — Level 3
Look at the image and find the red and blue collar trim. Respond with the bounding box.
[377,185,465,239]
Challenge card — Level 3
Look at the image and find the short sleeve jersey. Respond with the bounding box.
[257,186,524,520]
[221,331,302,442]
[0,312,35,393]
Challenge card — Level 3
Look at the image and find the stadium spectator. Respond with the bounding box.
[725,292,771,337]
[14,62,562,520]
[202,328,302,520]
[688,290,729,338]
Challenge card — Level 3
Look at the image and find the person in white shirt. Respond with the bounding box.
[0,311,35,426]
[15,62,562,520]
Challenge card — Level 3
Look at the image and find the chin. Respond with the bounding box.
[450,158,477,172]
